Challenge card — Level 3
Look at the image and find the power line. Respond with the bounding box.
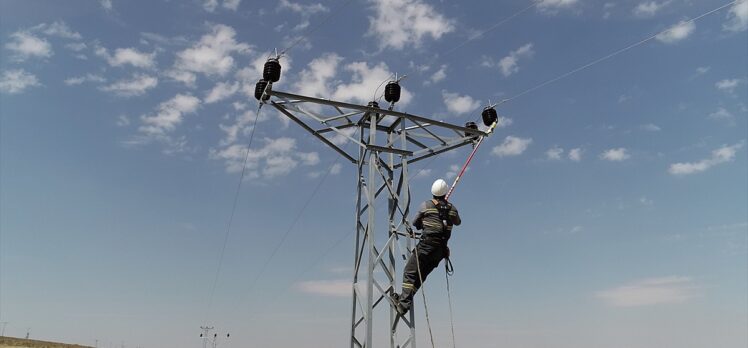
[230,140,356,321]
[396,0,538,90]
[238,156,436,326]
[499,0,740,105]
[242,156,342,297]
[279,0,358,56]
[235,0,536,329]
[242,225,355,325]
[204,0,357,319]
[204,102,264,317]
[437,1,538,61]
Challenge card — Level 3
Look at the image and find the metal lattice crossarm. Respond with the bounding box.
[267,90,486,164]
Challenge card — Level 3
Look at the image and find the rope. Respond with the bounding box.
[371,156,436,347]
[499,0,740,105]
[445,258,456,348]
[411,229,437,348]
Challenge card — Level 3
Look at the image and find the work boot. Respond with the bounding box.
[389,291,408,316]
[397,292,413,315]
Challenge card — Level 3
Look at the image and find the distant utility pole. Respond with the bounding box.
[199,326,213,348]
[199,326,229,348]
[24,328,30,339]
[0,322,8,336]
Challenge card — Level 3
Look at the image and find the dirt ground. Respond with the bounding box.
[0,337,92,348]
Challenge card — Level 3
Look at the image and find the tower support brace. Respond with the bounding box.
[268,89,484,348]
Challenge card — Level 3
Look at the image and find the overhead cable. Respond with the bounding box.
[205,99,265,318]
[499,0,740,105]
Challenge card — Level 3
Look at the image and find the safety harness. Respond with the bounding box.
[431,198,453,234]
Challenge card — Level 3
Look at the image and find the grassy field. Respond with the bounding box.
[0,337,92,348]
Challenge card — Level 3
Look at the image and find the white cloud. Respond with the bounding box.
[139,94,200,136]
[203,0,218,12]
[296,279,350,297]
[96,46,156,69]
[116,115,130,127]
[536,0,579,12]
[600,148,630,161]
[100,0,113,11]
[633,1,670,18]
[426,65,447,85]
[65,42,87,52]
[223,0,241,11]
[278,0,328,30]
[5,31,52,60]
[442,91,481,115]
[413,168,432,179]
[64,74,106,86]
[333,61,413,106]
[640,196,654,206]
[496,116,513,129]
[165,69,197,87]
[174,24,251,77]
[0,69,41,94]
[298,152,320,166]
[497,43,534,77]
[294,53,342,98]
[603,3,615,19]
[695,66,711,75]
[656,20,695,44]
[109,48,156,68]
[36,21,82,40]
[641,123,661,132]
[708,107,735,125]
[218,109,269,146]
[724,0,748,32]
[330,163,343,175]
[140,32,189,47]
[328,128,358,146]
[492,136,532,157]
[568,147,583,161]
[210,137,319,179]
[233,102,247,111]
[597,276,696,307]
[204,0,242,12]
[205,81,240,104]
[669,143,743,175]
[367,0,454,50]
[445,164,461,179]
[278,0,328,14]
[715,78,741,93]
[100,74,158,97]
[546,146,564,160]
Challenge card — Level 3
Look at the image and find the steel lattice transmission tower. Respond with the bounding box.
[256,58,491,348]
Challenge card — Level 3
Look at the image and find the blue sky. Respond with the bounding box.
[1,0,746,347]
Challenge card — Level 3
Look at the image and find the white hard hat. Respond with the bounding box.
[431,179,449,197]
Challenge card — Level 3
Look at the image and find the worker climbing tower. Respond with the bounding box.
[254,57,496,348]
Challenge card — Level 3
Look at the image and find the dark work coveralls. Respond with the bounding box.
[396,197,461,313]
